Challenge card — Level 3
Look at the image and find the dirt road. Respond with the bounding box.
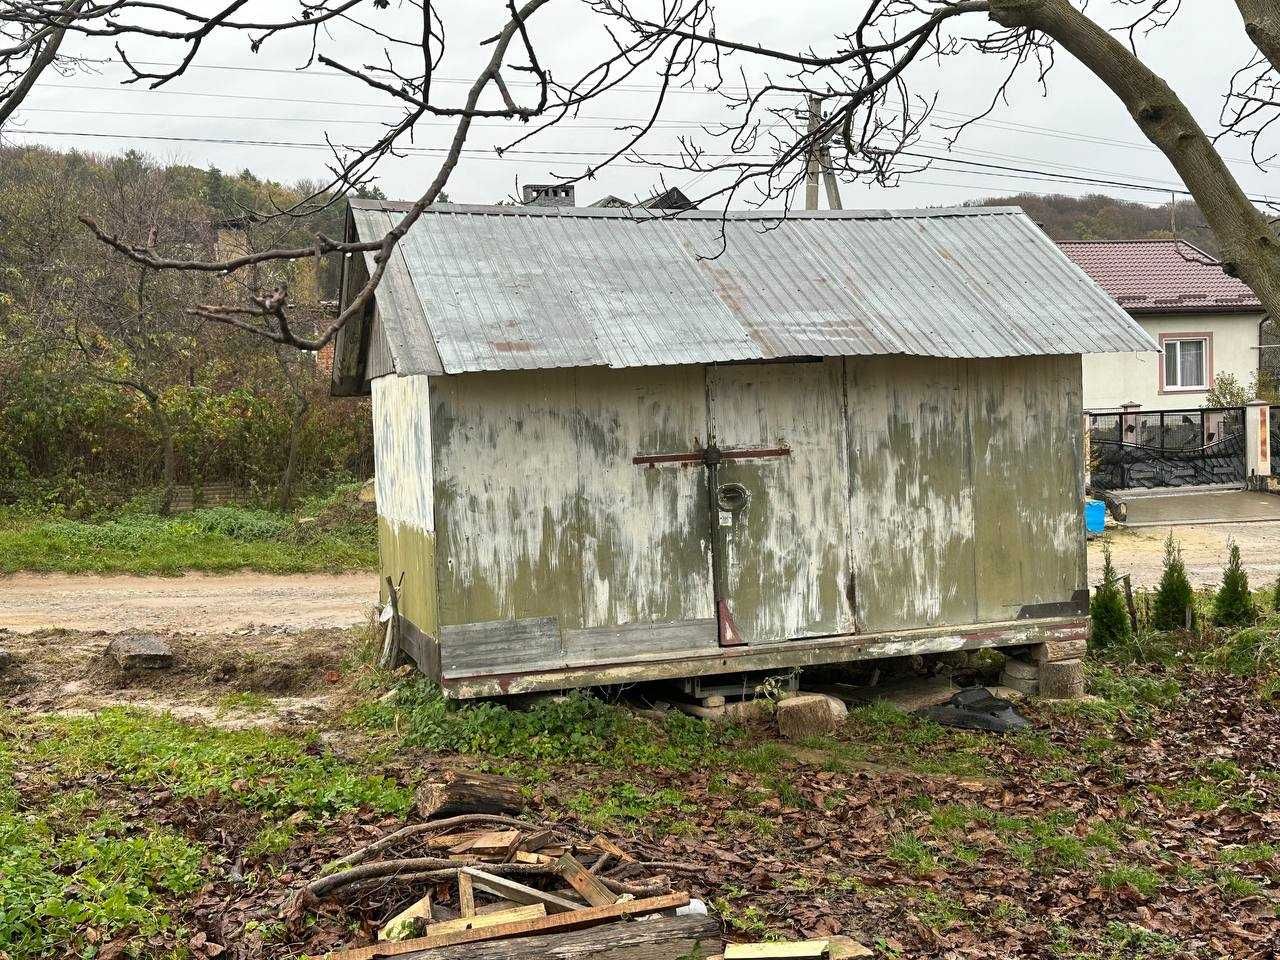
[1088,520,1280,589]
[0,571,378,634]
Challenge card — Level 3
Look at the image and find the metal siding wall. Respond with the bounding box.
[573,367,714,632]
[970,355,1086,620]
[708,359,854,641]
[847,355,1084,631]
[846,356,978,631]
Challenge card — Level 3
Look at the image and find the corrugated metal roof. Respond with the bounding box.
[1058,239,1262,314]
[348,200,1158,375]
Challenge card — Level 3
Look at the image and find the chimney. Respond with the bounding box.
[522,183,575,207]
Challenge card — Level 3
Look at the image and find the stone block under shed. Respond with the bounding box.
[776,693,847,740]
[106,634,174,670]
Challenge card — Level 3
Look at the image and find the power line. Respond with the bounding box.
[10,125,1277,205]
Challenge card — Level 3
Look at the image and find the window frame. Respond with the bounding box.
[1158,332,1213,395]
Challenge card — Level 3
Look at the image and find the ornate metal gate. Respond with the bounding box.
[1088,406,1246,491]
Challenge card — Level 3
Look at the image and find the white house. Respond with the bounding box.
[1059,240,1265,412]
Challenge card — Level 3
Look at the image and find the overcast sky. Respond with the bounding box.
[6,1,1275,212]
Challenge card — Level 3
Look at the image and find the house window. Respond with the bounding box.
[1161,336,1209,391]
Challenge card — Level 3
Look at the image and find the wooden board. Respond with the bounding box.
[556,854,617,907]
[325,892,691,959]
[724,941,829,958]
[418,904,544,939]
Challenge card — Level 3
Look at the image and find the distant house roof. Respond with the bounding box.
[1057,239,1262,315]
[340,201,1156,377]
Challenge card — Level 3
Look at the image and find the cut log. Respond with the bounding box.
[380,892,433,941]
[325,892,691,959]
[556,854,617,907]
[460,867,584,914]
[335,913,720,960]
[1027,639,1088,663]
[415,772,524,819]
[1038,659,1086,700]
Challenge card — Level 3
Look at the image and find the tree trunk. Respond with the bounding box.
[990,0,1280,320]
[1236,1,1280,72]
[279,399,309,512]
[146,396,177,516]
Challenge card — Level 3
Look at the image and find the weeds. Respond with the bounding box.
[353,682,736,772]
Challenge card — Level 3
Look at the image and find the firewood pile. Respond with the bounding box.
[293,772,714,959]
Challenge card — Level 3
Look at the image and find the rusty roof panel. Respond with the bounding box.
[348,201,1157,375]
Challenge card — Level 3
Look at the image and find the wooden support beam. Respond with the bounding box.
[460,867,585,914]
[456,870,475,918]
[416,904,545,940]
[325,891,691,959]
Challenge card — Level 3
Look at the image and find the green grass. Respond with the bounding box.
[0,495,377,575]
[25,708,412,817]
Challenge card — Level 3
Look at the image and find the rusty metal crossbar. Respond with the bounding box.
[632,446,790,467]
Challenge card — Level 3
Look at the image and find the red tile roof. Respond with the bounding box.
[1057,239,1262,315]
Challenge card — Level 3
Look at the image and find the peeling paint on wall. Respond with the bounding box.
[371,374,434,533]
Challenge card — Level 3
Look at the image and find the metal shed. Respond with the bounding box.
[334,201,1156,698]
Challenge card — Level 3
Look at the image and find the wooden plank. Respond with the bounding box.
[562,619,717,665]
[457,871,475,918]
[461,867,585,914]
[555,854,617,907]
[334,913,720,960]
[325,892,691,959]
[418,904,544,939]
[724,942,829,959]
[590,834,635,864]
[439,619,562,675]
[380,892,433,942]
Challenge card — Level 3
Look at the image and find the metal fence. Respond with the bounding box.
[1089,406,1246,490]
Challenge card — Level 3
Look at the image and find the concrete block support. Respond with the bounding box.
[1246,400,1272,480]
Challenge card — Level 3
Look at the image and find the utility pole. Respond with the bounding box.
[805,95,843,211]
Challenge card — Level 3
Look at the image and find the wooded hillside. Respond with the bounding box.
[972,193,1218,253]
[0,145,378,513]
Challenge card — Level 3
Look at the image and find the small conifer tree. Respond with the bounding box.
[1273,572,1280,614]
[1152,533,1194,631]
[1090,543,1132,650]
[1212,539,1256,627]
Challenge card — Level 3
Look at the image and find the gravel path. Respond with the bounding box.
[0,571,378,634]
[1088,520,1280,589]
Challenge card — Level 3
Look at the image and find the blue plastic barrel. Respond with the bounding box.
[1084,499,1106,535]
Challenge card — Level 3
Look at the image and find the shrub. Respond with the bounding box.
[1090,544,1132,650]
[1151,534,1194,631]
[1273,573,1280,613]
[1212,540,1256,628]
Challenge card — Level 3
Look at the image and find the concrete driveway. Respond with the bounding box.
[1121,489,1280,527]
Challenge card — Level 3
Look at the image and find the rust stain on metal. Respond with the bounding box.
[491,340,535,353]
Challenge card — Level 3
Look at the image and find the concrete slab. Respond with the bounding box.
[1120,490,1280,527]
